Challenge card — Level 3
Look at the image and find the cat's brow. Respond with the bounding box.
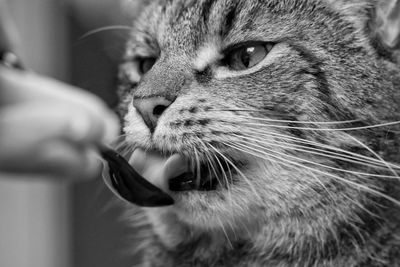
[199,0,218,24]
[221,1,241,38]
[200,0,243,38]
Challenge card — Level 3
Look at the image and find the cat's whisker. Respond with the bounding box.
[204,148,227,189]
[308,170,341,207]
[235,115,361,125]
[312,169,382,220]
[225,217,238,242]
[203,149,222,189]
[78,25,133,41]
[199,140,228,192]
[204,154,214,191]
[342,192,383,220]
[208,144,263,202]
[346,220,369,251]
[243,127,400,170]
[112,133,130,139]
[227,141,382,220]
[108,134,129,146]
[193,147,202,188]
[189,150,196,185]
[246,134,393,172]
[235,137,399,179]
[240,121,400,132]
[210,108,283,112]
[224,153,235,186]
[212,152,234,207]
[112,137,130,147]
[228,142,384,199]
[113,142,135,157]
[109,134,133,147]
[235,133,400,178]
[224,142,400,207]
[208,108,292,117]
[217,217,234,250]
[222,153,237,214]
[241,130,378,165]
[115,139,137,157]
[346,134,399,180]
[240,127,400,171]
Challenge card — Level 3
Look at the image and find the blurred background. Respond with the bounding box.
[0,0,138,266]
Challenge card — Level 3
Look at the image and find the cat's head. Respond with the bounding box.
[118,0,400,246]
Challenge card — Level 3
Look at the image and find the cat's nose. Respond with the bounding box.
[132,97,173,132]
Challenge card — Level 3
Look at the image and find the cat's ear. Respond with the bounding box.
[374,0,400,49]
[327,0,400,50]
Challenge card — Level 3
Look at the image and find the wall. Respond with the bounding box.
[0,1,70,267]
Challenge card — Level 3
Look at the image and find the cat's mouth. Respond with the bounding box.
[129,148,234,193]
[169,158,233,192]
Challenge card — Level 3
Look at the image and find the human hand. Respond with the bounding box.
[0,67,120,181]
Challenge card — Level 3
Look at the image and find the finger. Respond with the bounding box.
[0,141,102,182]
[34,144,103,181]
[0,67,120,144]
[0,102,106,150]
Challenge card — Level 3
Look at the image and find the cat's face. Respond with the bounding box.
[118,0,400,236]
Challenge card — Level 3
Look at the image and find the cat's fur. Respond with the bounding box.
[116,0,400,266]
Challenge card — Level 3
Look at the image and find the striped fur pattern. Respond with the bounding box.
[116,0,400,266]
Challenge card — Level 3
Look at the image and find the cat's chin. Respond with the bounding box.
[167,190,238,229]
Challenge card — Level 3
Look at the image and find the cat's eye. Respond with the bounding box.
[224,43,274,71]
[138,57,157,75]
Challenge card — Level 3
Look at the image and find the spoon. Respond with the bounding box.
[100,146,174,207]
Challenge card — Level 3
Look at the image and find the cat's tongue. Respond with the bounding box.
[129,149,191,192]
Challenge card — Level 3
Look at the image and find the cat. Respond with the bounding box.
[114,0,400,266]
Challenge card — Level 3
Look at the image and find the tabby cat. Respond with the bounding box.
[114,0,400,266]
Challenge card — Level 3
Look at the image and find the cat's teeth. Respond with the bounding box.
[129,149,190,192]
[169,172,196,191]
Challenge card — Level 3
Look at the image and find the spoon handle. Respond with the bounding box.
[100,146,174,207]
